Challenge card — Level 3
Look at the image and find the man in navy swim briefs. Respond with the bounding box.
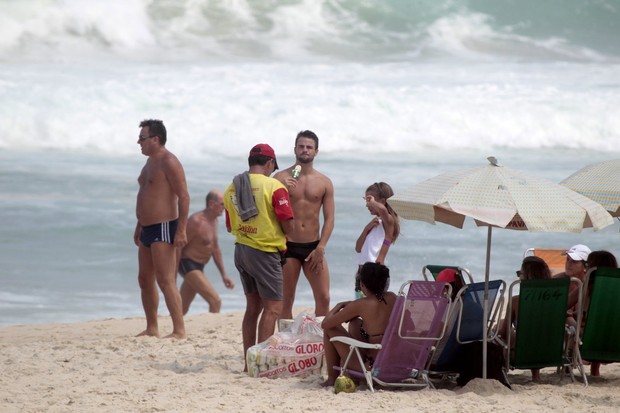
[134,119,189,340]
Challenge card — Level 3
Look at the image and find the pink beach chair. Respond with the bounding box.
[330,280,452,391]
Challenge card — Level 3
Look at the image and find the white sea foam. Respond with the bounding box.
[1,61,619,158]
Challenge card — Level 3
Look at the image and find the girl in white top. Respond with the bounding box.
[354,182,400,297]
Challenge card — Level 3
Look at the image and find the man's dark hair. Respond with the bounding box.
[139,119,167,145]
[295,130,319,150]
[248,154,272,167]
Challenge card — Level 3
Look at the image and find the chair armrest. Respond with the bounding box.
[330,336,382,351]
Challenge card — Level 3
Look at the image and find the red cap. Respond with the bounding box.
[436,269,457,283]
[249,143,279,170]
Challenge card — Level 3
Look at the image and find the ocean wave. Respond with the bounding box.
[0,0,618,63]
[1,60,619,157]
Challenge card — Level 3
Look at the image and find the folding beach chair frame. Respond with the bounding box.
[422,265,475,283]
[503,277,586,386]
[579,267,620,385]
[429,280,506,378]
[454,280,506,344]
[331,280,453,392]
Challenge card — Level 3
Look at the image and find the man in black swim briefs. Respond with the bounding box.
[274,130,335,319]
[177,190,235,314]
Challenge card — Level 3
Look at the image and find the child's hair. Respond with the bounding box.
[365,182,400,243]
[521,256,551,280]
[359,262,390,303]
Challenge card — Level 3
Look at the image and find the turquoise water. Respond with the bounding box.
[1,0,620,326]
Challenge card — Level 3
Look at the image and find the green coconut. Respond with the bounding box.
[334,376,356,394]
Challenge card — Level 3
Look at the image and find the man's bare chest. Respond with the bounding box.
[290,180,324,202]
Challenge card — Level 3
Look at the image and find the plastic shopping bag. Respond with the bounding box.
[247,312,324,378]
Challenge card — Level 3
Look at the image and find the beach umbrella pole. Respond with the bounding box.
[482,226,492,379]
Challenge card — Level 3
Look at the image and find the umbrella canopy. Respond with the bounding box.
[389,156,614,379]
[560,159,620,217]
[391,156,614,232]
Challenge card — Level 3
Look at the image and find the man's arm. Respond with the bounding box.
[305,177,335,272]
[280,218,296,236]
[134,192,142,246]
[317,178,335,251]
[134,222,141,246]
[272,186,295,236]
[164,156,190,248]
[211,240,235,289]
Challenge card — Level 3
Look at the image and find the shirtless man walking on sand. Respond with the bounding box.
[274,130,335,318]
[134,119,189,339]
[178,189,235,314]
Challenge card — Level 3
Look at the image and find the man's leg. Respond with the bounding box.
[151,242,186,339]
[303,261,330,317]
[242,292,263,371]
[182,270,222,313]
[257,298,283,344]
[281,258,302,319]
[137,244,159,337]
[179,279,198,315]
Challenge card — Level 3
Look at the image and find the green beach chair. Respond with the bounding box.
[503,277,586,385]
[422,265,474,283]
[580,267,620,381]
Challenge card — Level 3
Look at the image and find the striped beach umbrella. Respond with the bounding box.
[389,156,614,379]
[560,159,620,217]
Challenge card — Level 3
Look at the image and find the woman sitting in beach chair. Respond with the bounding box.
[320,262,396,387]
[553,244,590,305]
[499,255,552,382]
[570,250,618,377]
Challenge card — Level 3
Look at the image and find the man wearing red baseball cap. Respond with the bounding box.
[249,143,279,169]
[224,143,294,371]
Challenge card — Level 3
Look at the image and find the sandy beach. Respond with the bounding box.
[1,312,618,413]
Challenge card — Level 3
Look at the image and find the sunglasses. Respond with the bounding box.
[516,270,523,277]
[138,135,156,142]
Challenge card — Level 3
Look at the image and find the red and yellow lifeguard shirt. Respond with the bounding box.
[224,173,294,253]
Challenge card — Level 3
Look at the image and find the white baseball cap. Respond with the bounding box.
[562,244,591,261]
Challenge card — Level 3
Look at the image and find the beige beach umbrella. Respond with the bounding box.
[389,156,614,379]
[560,159,620,217]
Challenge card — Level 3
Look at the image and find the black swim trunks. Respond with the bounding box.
[284,240,320,261]
[178,258,206,277]
[140,219,178,247]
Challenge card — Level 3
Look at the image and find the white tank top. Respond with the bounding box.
[357,219,385,265]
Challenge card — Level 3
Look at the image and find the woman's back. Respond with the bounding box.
[357,291,397,343]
